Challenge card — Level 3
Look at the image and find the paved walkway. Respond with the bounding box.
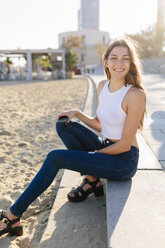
[141,74,165,168]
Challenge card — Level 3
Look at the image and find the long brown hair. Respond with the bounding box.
[103,37,146,130]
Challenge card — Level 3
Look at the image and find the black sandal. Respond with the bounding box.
[0,211,23,237]
[67,177,104,202]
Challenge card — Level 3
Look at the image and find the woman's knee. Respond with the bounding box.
[56,121,72,134]
[45,150,57,164]
[56,122,65,134]
[56,120,80,138]
[46,149,65,168]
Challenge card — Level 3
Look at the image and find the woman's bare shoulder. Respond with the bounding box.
[129,86,145,96]
[127,87,146,104]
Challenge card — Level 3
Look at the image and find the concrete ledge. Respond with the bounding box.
[39,170,106,248]
[86,75,164,248]
[136,132,162,170]
[106,170,165,248]
[106,132,164,248]
[39,76,108,247]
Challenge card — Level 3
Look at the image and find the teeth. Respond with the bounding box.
[114,69,124,72]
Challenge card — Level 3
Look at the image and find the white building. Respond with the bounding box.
[59,30,109,68]
[58,0,109,69]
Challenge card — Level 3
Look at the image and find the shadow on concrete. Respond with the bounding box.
[0,235,14,248]
[106,179,132,239]
[39,194,107,248]
[150,111,165,166]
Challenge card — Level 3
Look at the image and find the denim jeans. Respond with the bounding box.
[10,121,139,217]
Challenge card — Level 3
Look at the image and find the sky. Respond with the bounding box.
[0,0,158,50]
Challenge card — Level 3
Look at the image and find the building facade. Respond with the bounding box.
[59,0,109,70]
[59,30,109,69]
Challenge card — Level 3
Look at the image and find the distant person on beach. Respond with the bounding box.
[0,37,146,237]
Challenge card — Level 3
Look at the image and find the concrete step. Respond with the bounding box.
[39,76,108,247]
[86,74,165,248]
[136,132,162,170]
[39,170,107,248]
[106,132,164,248]
[106,170,165,248]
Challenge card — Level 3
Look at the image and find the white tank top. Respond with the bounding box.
[97,81,132,140]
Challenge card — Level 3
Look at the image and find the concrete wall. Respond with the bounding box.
[59,30,109,46]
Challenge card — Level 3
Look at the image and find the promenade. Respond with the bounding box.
[89,73,165,248]
[0,73,164,247]
[141,74,165,167]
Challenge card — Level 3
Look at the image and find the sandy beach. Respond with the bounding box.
[0,77,88,248]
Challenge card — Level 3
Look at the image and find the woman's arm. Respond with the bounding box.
[75,110,101,132]
[57,80,106,132]
[97,88,146,155]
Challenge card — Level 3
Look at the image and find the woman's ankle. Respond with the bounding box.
[86,175,98,182]
[5,209,19,220]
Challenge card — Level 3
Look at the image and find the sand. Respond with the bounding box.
[0,77,88,248]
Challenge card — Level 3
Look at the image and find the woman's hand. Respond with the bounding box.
[56,109,78,124]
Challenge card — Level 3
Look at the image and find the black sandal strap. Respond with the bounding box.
[85,178,100,187]
[71,185,86,196]
[0,211,20,227]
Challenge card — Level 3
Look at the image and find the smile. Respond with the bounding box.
[114,68,125,72]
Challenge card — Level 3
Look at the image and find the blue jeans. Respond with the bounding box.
[10,121,139,217]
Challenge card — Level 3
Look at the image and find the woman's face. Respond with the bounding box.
[106,46,131,80]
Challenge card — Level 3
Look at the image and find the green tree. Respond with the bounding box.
[62,35,84,52]
[127,24,164,57]
[65,51,78,71]
[95,42,107,65]
[5,57,13,73]
[34,55,51,70]
[61,35,84,71]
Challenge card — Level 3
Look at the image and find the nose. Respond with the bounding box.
[116,59,123,66]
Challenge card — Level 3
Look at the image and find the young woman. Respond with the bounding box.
[0,37,146,237]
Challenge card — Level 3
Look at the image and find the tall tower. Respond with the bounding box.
[59,0,109,69]
[157,0,165,31]
[156,0,165,54]
[78,0,99,30]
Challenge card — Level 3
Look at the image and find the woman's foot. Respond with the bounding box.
[69,176,102,197]
[67,176,104,202]
[0,210,23,237]
[0,210,20,229]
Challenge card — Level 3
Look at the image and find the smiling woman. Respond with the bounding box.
[0,37,146,239]
[103,38,144,92]
[105,46,131,80]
